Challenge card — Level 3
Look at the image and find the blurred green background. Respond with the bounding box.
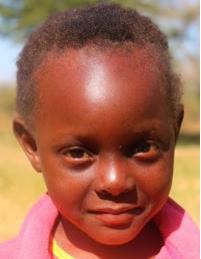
[0,0,199,242]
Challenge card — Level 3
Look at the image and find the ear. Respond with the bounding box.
[175,104,184,142]
[13,114,42,172]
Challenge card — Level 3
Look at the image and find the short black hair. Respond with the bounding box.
[16,2,182,126]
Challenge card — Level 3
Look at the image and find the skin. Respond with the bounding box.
[13,45,183,259]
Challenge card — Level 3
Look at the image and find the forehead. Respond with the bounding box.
[37,44,162,86]
[34,45,170,129]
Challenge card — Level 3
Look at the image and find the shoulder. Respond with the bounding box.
[154,198,199,258]
[0,239,18,259]
[0,194,58,259]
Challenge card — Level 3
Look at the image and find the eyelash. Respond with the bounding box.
[60,141,161,164]
[129,141,161,161]
[61,146,94,163]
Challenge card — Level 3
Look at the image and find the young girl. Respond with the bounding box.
[0,3,199,259]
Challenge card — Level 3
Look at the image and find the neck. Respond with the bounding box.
[53,217,163,259]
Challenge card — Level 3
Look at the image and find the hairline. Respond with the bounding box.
[21,41,176,129]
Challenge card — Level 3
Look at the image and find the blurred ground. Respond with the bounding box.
[0,87,199,242]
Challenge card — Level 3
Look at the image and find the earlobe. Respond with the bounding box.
[175,104,184,142]
[13,115,42,172]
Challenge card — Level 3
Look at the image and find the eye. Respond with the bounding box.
[132,141,161,161]
[62,146,94,164]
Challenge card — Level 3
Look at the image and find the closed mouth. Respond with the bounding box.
[88,206,145,227]
[89,206,145,215]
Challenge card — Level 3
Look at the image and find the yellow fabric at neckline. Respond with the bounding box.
[52,239,74,259]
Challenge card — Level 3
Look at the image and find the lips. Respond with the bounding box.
[89,206,145,227]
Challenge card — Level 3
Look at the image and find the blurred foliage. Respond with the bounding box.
[0,0,199,42]
[0,0,157,40]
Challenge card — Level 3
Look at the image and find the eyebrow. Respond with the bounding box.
[50,123,171,145]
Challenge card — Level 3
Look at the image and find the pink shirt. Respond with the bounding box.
[0,194,199,259]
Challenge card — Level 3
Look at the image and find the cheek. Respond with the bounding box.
[40,156,92,214]
[135,152,174,201]
[45,174,92,221]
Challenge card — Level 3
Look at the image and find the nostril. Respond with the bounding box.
[98,190,110,200]
[99,190,109,196]
[96,189,137,203]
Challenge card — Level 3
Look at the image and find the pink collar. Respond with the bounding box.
[155,198,199,258]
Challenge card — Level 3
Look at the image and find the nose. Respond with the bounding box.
[94,157,136,197]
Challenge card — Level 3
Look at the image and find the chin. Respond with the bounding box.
[97,237,133,246]
[89,228,139,246]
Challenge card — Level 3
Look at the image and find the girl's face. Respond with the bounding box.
[32,46,176,245]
